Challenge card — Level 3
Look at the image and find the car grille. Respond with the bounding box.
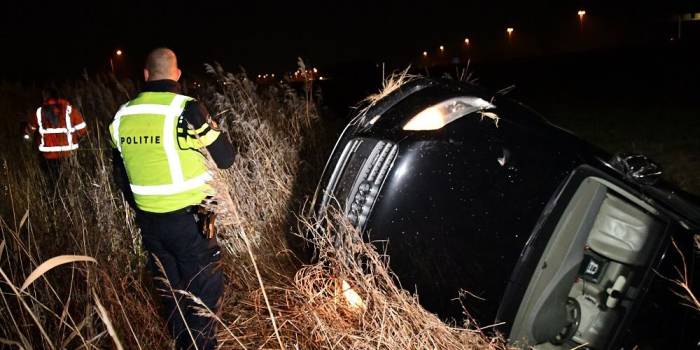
[321,138,398,230]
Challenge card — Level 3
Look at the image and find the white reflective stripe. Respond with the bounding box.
[111,103,127,152]
[65,105,73,148]
[130,172,211,195]
[115,104,173,118]
[73,122,86,130]
[36,107,43,129]
[163,95,188,184]
[36,107,46,149]
[39,144,79,152]
[39,127,69,134]
[37,107,49,149]
[36,105,81,151]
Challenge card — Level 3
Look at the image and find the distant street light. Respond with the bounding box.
[578,10,586,32]
[422,51,428,57]
[464,38,470,46]
[110,49,123,74]
[439,45,445,52]
[506,27,514,41]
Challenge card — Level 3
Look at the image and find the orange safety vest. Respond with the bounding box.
[27,99,87,159]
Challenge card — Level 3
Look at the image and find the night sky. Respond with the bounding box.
[1,0,698,80]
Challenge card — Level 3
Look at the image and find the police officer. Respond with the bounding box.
[109,48,234,349]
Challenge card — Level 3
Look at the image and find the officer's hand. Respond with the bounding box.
[202,195,218,207]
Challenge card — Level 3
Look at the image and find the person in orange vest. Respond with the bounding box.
[24,88,88,187]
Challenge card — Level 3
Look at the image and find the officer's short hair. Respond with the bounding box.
[146,48,178,79]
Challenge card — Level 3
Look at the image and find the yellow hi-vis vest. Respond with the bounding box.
[109,92,214,213]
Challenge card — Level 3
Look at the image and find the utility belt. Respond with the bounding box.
[195,205,218,240]
[137,205,196,216]
[137,202,218,240]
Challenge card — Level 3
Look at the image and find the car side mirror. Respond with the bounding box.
[610,153,663,186]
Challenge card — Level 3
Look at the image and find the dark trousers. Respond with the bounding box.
[39,157,62,191]
[135,209,223,350]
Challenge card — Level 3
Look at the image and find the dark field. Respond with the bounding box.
[482,45,700,195]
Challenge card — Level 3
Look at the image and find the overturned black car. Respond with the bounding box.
[314,78,700,349]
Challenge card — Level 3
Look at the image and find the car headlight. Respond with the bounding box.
[402,96,495,131]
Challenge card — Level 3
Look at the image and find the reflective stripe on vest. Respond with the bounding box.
[36,105,80,153]
[129,172,212,195]
[112,94,211,197]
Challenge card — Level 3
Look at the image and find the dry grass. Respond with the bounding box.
[0,67,505,349]
[658,239,700,313]
[354,67,419,127]
[218,211,507,349]
[363,67,417,107]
